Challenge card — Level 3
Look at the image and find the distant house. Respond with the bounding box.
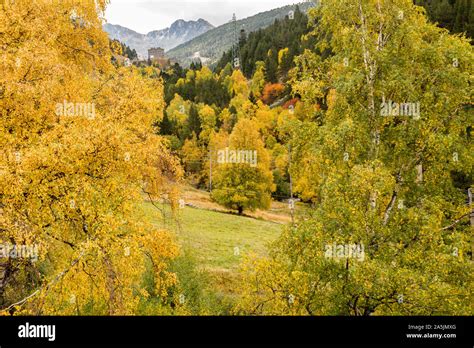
[112,54,136,68]
[148,47,165,62]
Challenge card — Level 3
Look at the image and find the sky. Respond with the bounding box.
[105,0,300,34]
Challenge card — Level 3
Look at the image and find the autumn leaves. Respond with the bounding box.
[0,0,181,315]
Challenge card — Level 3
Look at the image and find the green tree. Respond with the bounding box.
[211,118,275,214]
[159,113,176,135]
[250,61,266,99]
[186,104,201,139]
[197,104,217,144]
[415,0,473,38]
[166,94,192,141]
[265,49,278,83]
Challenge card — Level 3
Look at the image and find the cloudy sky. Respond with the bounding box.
[105,0,300,34]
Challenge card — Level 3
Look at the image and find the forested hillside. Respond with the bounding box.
[214,6,314,82]
[416,0,473,38]
[110,39,138,60]
[166,2,315,66]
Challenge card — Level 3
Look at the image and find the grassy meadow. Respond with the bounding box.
[141,197,284,312]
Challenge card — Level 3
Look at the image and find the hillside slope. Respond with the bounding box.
[167,2,315,66]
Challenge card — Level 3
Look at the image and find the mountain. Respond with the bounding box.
[103,19,215,59]
[166,2,316,67]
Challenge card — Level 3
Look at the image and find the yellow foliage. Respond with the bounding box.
[0,0,181,315]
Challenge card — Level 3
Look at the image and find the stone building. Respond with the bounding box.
[148,47,165,61]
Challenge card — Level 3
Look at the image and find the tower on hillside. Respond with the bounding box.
[231,13,240,70]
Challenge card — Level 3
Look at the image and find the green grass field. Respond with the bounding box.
[143,202,283,270]
[142,202,283,305]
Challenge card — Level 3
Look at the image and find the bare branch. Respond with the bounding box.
[441,213,471,231]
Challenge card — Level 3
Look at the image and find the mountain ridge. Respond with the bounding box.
[103,18,215,58]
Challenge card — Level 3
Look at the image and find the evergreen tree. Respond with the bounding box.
[187,104,202,139]
[159,113,175,135]
[415,0,473,38]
